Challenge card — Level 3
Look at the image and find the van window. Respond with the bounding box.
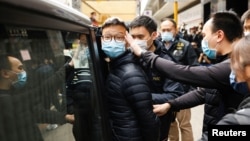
[0,25,102,141]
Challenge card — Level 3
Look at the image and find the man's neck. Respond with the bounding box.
[164,41,172,50]
[148,44,156,52]
[0,81,11,90]
[220,41,234,56]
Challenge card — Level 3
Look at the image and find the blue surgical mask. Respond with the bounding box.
[229,71,249,95]
[11,71,27,89]
[201,39,217,59]
[161,32,173,42]
[102,40,126,58]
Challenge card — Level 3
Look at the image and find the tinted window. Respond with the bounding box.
[0,25,102,141]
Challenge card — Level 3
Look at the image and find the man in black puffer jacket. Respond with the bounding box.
[101,17,160,141]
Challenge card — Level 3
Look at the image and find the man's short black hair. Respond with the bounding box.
[211,10,243,42]
[129,15,157,35]
[91,12,96,16]
[101,17,129,32]
[162,18,177,28]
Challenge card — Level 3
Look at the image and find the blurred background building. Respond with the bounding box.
[56,0,249,30]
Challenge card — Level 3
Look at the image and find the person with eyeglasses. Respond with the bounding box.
[101,17,160,141]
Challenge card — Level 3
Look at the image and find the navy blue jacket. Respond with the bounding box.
[142,39,187,141]
[160,35,199,66]
[142,39,186,104]
[104,51,160,141]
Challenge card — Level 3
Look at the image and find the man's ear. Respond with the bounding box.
[245,65,250,79]
[151,31,158,40]
[216,30,224,43]
[0,70,10,79]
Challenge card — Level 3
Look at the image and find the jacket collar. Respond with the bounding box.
[109,51,137,69]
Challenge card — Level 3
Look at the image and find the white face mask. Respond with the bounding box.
[244,31,250,36]
[133,40,149,50]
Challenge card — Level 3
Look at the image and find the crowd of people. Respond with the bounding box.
[99,9,250,141]
[1,8,250,141]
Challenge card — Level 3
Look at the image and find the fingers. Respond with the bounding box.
[125,32,143,56]
[65,114,75,124]
[153,109,165,117]
[68,59,74,67]
[125,31,133,45]
[153,104,165,116]
[153,103,171,116]
[153,105,160,114]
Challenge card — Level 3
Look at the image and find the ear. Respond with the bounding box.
[216,30,224,43]
[156,32,161,38]
[245,65,250,79]
[151,31,158,40]
[0,70,10,79]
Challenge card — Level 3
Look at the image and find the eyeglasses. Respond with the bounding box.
[102,35,125,43]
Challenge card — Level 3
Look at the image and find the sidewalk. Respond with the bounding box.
[191,104,204,141]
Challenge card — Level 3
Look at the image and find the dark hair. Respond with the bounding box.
[162,18,177,28]
[129,15,157,34]
[101,17,128,32]
[210,10,243,42]
[91,12,96,16]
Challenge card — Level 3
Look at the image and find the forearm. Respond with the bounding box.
[168,88,205,111]
[152,92,179,104]
[141,51,231,89]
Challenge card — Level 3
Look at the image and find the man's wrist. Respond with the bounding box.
[140,49,147,57]
[130,42,145,57]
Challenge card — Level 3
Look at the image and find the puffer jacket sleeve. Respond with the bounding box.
[122,65,160,141]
